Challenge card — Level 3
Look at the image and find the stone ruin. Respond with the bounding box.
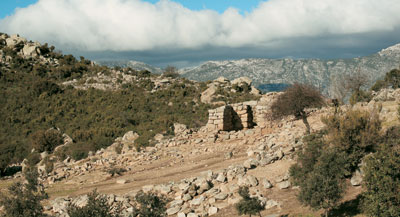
[206,92,281,132]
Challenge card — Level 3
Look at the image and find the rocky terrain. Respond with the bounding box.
[2,87,399,217]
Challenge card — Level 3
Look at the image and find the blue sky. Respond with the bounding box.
[0,0,261,19]
[1,0,399,67]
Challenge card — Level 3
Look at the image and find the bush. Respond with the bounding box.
[67,189,121,217]
[131,191,168,217]
[0,166,47,217]
[361,144,400,216]
[322,110,381,173]
[235,186,265,217]
[162,66,180,78]
[292,147,347,217]
[107,167,127,177]
[30,129,64,153]
[370,79,386,92]
[271,83,325,134]
[384,68,400,88]
[349,89,372,105]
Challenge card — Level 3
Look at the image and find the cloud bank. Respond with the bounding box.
[1,0,399,53]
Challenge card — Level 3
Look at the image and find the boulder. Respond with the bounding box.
[167,206,181,215]
[351,170,363,186]
[214,76,229,83]
[22,43,40,57]
[122,131,139,144]
[174,123,188,135]
[232,77,252,86]
[277,181,291,189]
[243,158,259,169]
[208,206,218,215]
[201,84,218,104]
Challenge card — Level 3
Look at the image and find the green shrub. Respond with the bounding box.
[292,147,347,217]
[30,129,64,153]
[26,152,41,166]
[0,166,47,217]
[67,189,121,217]
[235,186,265,217]
[322,110,381,173]
[384,68,400,88]
[361,144,400,216]
[131,191,169,217]
[370,79,386,92]
[107,167,127,177]
[349,90,372,105]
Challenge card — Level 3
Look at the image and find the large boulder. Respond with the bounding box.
[5,34,26,47]
[201,84,218,104]
[22,43,41,57]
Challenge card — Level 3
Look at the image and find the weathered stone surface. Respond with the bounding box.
[351,170,363,186]
[190,196,205,206]
[167,206,181,215]
[262,178,273,189]
[243,158,259,169]
[214,192,228,200]
[277,181,291,189]
[208,206,218,215]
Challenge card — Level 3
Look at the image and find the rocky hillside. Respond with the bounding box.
[0,33,260,174]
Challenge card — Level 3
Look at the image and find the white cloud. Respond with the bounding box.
[1,0,399,51]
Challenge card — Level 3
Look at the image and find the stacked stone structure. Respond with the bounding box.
[206,92,281,132]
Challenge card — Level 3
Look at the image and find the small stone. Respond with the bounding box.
[243,158,259,169]
[262,178,273,189]
[351,170,363,186]
[216,173,226,182]
[116,179,128,184]
[177,212,186,217]
[214,192,228,200]
[277,181,291,189]
[167,206,181,215]
[208,206,218,215]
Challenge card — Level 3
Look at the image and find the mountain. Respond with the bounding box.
[181,44,400,96]
[97,60,163,74]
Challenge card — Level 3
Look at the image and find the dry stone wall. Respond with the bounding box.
[206,92,281,132]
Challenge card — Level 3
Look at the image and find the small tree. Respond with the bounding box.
[131,191,168,217]
[235,186,265,217]
[290,134,347,217]
[162,66,179,78]
[271,83,325,134]
[67,189,121,217]
[361,144,400,216]
[0,166,48,217]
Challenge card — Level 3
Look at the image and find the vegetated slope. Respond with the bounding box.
[181,44,400,96]
[97,60,163,74]
[0,33,259,171]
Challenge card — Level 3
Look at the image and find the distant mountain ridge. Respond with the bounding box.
[97,44,400,96]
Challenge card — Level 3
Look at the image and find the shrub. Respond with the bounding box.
[370,79,386,92]
[0,166,47,217]
[67,189,121,217]
[107,167,127,177]
[361,144,400,216]
[349,89,372,105]
[26,152,41,166]
[322,110,381,173]
[271,83,325,134]
[30,129,64,153]
[384,68,400,88]
[131,191,168,217]
[162,66,180,78]
[235,186,265,217]
[292,147,347,217]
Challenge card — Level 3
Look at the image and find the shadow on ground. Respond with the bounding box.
[328,195,362,217]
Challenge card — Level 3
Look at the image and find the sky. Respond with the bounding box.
[1,0,400,68]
